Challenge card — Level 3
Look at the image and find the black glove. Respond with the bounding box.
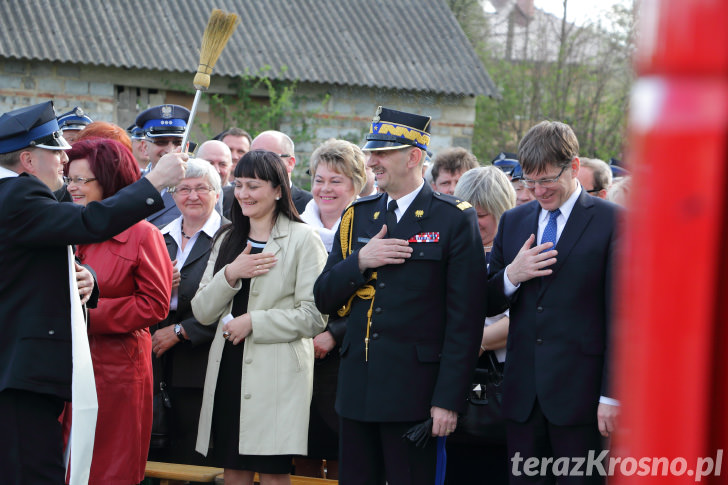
[402,417,433,448]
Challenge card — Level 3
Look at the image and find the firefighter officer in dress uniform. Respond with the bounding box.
[314,106,492,484]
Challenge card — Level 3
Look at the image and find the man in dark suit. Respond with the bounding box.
[136,104,191,227]
[250,130,312,214]
[488,121,619,484]
[0,101,187,484]
[314,107,488,484]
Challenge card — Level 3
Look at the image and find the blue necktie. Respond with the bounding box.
[541,209,560,250]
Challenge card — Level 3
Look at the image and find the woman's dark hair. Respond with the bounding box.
[65,138,140,198]
[213,150,302,273]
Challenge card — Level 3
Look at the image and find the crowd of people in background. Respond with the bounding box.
[0,99,628,485]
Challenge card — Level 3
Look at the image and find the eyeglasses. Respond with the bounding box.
[64,176,97,186]
[520,165,568,189]
[586,188,602,194]
[277,154,291,158]
[149,138,183,147]
[172,185,214,196]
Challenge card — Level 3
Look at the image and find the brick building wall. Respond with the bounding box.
[0,58,479,188]
[0,59,116,122]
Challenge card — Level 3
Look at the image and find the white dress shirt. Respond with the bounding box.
[387,180,425,222]
[161,211,222,311]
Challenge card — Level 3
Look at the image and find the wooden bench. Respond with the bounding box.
[145,461,222,484]
[145,461,338,484]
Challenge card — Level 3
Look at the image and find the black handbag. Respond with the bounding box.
[450,350,506,445]
[150,355,172,449]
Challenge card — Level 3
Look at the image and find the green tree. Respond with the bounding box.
[454,0,636,162]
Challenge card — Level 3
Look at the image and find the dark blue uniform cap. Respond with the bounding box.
[363,106,432,152]
[0,101,71,154]
[610,164,629,177]
[510,163,524,181]
[492,151,517,162]
[492,151,519,177]
[493,158,519,176]
[135,104,190,138]
[57,106,93,131]
[126,123,146,140]
[608,158,630,177]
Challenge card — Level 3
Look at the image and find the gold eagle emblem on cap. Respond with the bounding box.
[161,105,173,119]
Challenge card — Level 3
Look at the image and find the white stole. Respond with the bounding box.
[64,247,98,484]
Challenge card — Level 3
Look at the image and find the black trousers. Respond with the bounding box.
[507,399,604,485]
[0,388,66,485]
[339,417,437,485]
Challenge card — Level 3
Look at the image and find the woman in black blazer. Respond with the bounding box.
[149,158,227,465]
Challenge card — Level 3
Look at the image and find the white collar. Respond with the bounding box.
[161,210,222,240]
[0,165,19,180]
[300,199,340,252]
[387,180,425,217]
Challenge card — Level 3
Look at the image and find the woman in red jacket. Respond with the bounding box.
[65,138,173,484]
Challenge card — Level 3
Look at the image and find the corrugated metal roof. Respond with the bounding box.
[0,0,496,97]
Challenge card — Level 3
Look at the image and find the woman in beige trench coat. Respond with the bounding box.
[191,150,327,485]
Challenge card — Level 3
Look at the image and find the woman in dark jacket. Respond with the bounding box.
[149,158,226,465]
[297,139,367,479]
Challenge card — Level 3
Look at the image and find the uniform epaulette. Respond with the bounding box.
[432,191,473,211]
[350,192,385,207]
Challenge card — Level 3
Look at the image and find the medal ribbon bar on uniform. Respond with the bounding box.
[408,232,440,243]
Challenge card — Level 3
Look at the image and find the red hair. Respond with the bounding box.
[74,121,133,153]
[66,138,141,198]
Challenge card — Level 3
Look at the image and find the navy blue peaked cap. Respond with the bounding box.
[135,104,190,138]
[492,152,519,176]
[126,123,146,140]
[510,163,525,181]
[0,101,71,154]
[363,106,432,152]
[57,106,93,131]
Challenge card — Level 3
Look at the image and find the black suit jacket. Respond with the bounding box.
[147,190,181,229]
[155,222,226,389]
[222,184,235,220]
[314,183,488,422]
[291,183,313,215]
[489,191,619,426]
[0,174,163,400]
